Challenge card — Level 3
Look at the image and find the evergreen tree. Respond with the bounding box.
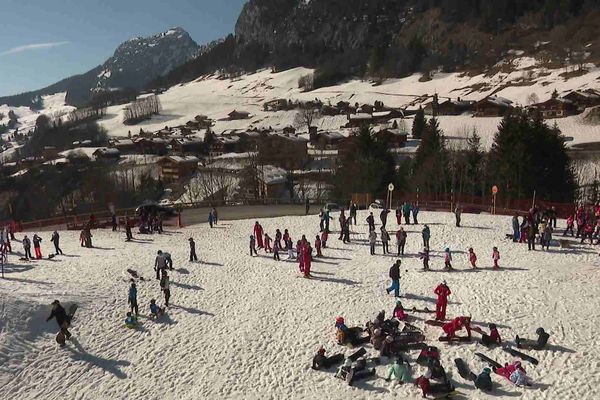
[412,118,448,195]
[412,106,426,139]
[465,132,485,196]
[334,126,396,200]
[488,110,574,202]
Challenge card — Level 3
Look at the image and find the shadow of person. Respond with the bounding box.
[171,304,214,317]
[68,340,130,379]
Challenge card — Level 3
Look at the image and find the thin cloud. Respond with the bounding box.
[1,41,70,56]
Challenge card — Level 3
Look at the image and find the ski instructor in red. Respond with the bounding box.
[434,281,451,321]
[253,222,264,248]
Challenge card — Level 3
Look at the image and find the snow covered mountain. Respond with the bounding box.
[0,27,199,107]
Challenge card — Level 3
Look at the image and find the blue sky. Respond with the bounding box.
[0,0,247,96]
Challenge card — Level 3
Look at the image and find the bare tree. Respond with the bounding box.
[526,93,540,105]
[294,104,321,131]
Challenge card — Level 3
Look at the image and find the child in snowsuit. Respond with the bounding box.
[303,244,312,278]
[442,316,472,339]
[563,215,574,237]
[396,228,407,256]
[480,323,501,346]
[419,248,430,270]
[286,239,294,260]
[249,235,257,256]
[321,230,328,248]
[492,247,500,269]
[128,281,138,316]
[392,299,407,321]
[125,312,137,328]
[380,227,390,254]
[273,241,280,261]
[386,358,411,383]
[369,230,377,255]
[468,247,477,268]
[32,234,42,259]
[297,241,304,272]
[264,233,272,253]
[311,348,344,370]
[51,231,63,255]
[444,248,453,270]
[160,272,170,307]
[315,235,322,257]
[422,225,430,249]
[275,229,282,250]
[149,299,164,319]
[189,238,198,262]
[474,368,493,391]
[434,281,451,320]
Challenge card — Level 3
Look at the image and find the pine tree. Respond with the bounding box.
[488,110,574,202]
[413,118,447,195]
[412,106,426,139]
[465,132,484,196]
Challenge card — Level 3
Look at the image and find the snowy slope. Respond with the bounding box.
[97,61,600,147]
[0,211,599,399]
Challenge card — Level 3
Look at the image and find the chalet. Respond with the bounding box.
[373,127,408,147]
[257,133,308,170]
[134,137,168,155]
[210,136,240,157]
[346,113,373,128]
[93,148,121,160]
[282,126,296,135]
[264,99,289,112]
[111,139,137,154]
[42,146,59,160]
[426,99,475,116]
[309,131,345,149]
[157,156,199,182]
[474,96,513,117]
[228,110,251,120]
[563,89,600,113]
[530,98,576,119]
[372,110,404,123]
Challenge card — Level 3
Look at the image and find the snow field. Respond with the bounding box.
[0,210,599,399]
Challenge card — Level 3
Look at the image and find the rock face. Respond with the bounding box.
[96,27,199,91]
[0,27,199,107]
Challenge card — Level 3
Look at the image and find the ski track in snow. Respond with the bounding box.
[1,211,600,399]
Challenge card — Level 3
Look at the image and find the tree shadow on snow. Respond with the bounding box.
[1,263,35,274]
[68,342,130,379]
[2,276,53,286]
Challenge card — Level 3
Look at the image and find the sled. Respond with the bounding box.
[503,346,539,365]
[454,358,476,381]
[474,352,503,369]
[439,336,473,343]
[410,306,436,314]
[425,320,445,327]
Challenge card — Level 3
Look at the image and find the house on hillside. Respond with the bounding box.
[158,156,199,182]
[346,113,373,128]
[111,139,137,154]
[563,89,600,113]
[372,110,404,123]
[426,99,475,116]
[530,97,576,119]
[474,96,514,117]
[264,99,289,112]
[134,137,168,155]
[373,127,408,147]
[309,131,345,149]
[210,136,240,157]
[282,126,296,135]
[228,110,251,120]
[170,138,204,155]
[93,147,121,160]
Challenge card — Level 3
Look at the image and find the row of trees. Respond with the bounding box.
[334,108,575,205]
[123,95,162,125]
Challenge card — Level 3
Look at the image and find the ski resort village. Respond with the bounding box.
[1,1,600,399]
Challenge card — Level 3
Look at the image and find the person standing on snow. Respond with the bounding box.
[366,212,375,232]
[160,271,171,307]
[32,234,43,259]
[273,240,281,261]
[155,250,167,279]
[454,205,462,227]
[315,235,322,257]
[338,210,346,240]
[321,229,328,248]
[386,260,401,298]
[422,225,431,249]
[264,233,272,253]
[303,244,312,278]
[249,235,258,256]
[468,247,477,268]
[51,231,63,255]
[349,203,357,225]
[275,229,282,250]
[208,211,215,228]
[396,227,407,256]
[369,229,377,255]
[434,281,451,321]
[111,214,118,232]
[512,213,520,242]
[443,248,454,270]
[563,214,574,237]
[22,235,32,260]
[253,222,264,248]
[492,247,500,269]
[395,206,402,226]
[380,226,390,254]
[342,219,351,243]
[189,238,198,262]
[125,217,133,241]
[380,209,389,229]
[402,202,412,225]
[128,281,139,317]
[412,204,420,224]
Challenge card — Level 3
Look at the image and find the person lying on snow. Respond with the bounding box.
[335,358,375,386]
[442,316,472,340]
[311,347,344,370]
[414,375,455,398]
[516,327,550,350]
